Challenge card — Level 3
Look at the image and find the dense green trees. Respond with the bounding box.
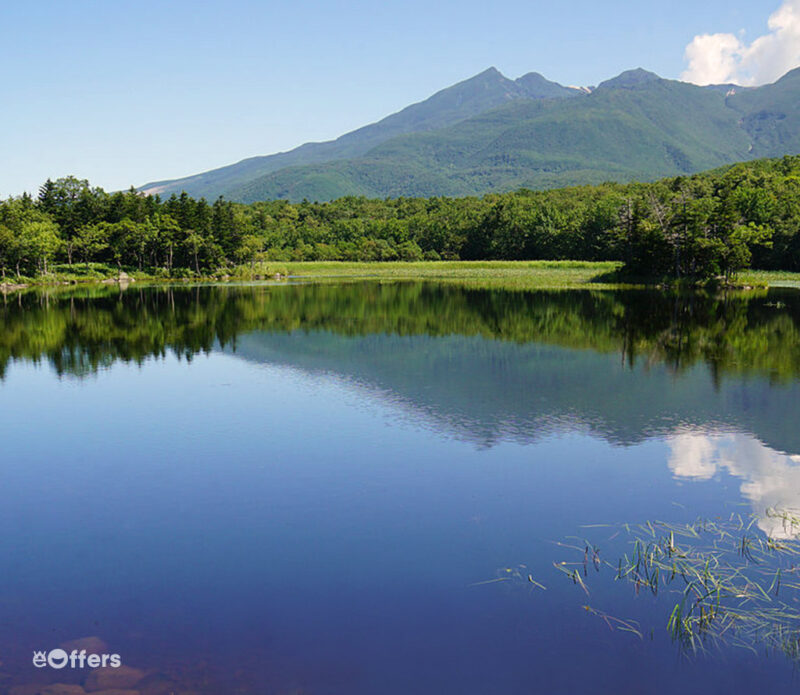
[1,156,799,280]
[0,197,62,276]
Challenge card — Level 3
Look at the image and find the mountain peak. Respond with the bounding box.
[598,68,661,90]
[514,71,580,99]
[516,71,547,82]
[474,66,505,79]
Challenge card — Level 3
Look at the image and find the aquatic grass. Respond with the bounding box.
[553,561,591,596]
[583,606,644,640]
[470,565,548,592]
[557,511,800,661]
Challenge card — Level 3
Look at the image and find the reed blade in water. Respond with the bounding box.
[555,510,800,662]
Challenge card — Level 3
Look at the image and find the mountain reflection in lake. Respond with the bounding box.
[1,281,800,694]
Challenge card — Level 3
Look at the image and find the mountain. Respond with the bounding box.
[596,67,660,89]
[140,67,800,203]
[139,67,581,199]
[726,67,800,157]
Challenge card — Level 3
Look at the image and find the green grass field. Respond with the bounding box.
[277,260,626,289]
[737,269,800,288]
[261,261,800,291]
[4,261,800,293]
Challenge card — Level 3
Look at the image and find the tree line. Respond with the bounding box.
[1,155,799,280]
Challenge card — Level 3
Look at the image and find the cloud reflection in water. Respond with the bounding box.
[668,430,800,538]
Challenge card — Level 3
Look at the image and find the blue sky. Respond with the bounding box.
[0,0,789,197]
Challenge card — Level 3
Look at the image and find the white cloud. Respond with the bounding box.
[681,0,800,86]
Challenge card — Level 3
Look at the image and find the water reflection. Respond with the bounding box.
[668,431,800,537]
[2,281,800,692]
[4,281,800,463]
[2,283,800,450]
[2,281,800,382]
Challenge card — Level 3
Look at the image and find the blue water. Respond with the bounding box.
[1,284,799,693]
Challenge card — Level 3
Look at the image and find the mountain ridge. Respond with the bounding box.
[141,67,581,199]
[140,66,800,202]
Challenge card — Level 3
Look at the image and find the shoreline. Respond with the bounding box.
[2,260,799,294]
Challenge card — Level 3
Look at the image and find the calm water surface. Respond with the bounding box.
[1,282,800,694]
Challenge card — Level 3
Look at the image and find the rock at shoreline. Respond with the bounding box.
[134,673,178,695]
[7,687,87,695]
[8,686,44,695]
[84,666,144,692]
[100,272,135,286]
[0,283,28,292]
[40,685,87,695]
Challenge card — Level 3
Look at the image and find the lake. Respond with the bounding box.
[2,281,800,694]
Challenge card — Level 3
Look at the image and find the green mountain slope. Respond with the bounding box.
[141,67,800,203]
[229,71,764,202]
[727,68,800,157]
[139,68,579,199]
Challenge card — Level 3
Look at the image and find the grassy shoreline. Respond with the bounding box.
[2,260,800,293]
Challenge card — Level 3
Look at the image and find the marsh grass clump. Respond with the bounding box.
[557,510,800,660]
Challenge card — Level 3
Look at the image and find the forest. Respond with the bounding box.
[1,155,798,281]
